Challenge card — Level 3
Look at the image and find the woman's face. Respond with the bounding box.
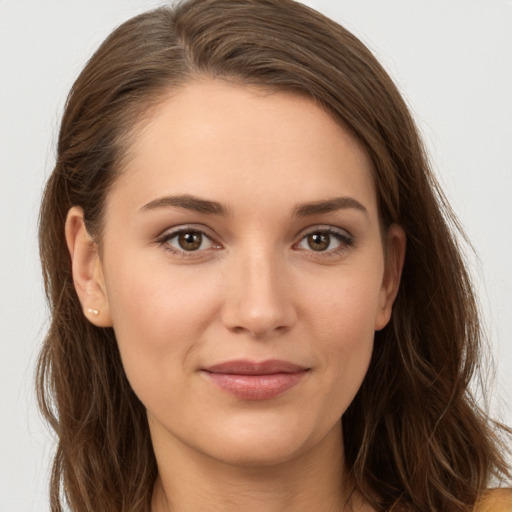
[70,80,404,467]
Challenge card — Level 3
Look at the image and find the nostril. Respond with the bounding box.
[225,320,292,338]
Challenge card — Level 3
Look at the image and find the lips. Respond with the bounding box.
[201,359,309,400]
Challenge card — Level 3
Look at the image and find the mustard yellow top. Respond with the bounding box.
[476,488,512,512]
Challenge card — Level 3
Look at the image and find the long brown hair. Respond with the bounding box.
[37,0,511,510]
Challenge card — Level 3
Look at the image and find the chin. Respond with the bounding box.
[189,412,341,469]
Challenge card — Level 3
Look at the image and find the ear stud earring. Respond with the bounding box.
[87,308,100,316]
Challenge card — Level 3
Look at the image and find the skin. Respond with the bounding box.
[66,79,405,511]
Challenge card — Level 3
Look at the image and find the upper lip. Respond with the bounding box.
[202,359,309,375]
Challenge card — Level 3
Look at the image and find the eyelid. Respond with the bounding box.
[157,223,219,240]
[293,225,355,253]
[155,223,354,258]
[296,224,353,241]
[156,224,223,256]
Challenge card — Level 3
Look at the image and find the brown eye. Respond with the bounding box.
[296,228,352,254]
[307,233,330,251]
[178,232,203,251]
[158,226,217,258]
[162,229,215,254]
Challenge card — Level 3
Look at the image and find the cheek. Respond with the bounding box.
[103,252,222,391]
[304,259,384,343]
[108,249,219,331]
[322,288,377,371]
[301,265,382,409]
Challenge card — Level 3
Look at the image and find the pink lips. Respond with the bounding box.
[202,360,309,400]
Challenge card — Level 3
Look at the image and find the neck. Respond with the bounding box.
[150,421,365,512]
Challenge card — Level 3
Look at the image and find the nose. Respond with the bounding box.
[221,250,297,337]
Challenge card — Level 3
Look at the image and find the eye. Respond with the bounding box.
[296,228,353,253]
[158,228,218,254]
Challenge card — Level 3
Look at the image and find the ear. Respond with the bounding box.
[65,206,112,327]
[374,223,406,331]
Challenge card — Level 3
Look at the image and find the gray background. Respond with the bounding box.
[1,0,511,509]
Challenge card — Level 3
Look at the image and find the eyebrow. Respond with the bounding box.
[140,194,367,217]
[293,196,368,217]
[141,194,228,215]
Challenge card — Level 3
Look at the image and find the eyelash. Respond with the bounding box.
[294,227,354,258]
[156,226,354,259]
[156,226,221,258]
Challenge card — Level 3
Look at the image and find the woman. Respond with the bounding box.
[37,0,511,510]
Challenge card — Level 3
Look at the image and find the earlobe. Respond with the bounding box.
[65,206,113,327]
[375,223,406,331]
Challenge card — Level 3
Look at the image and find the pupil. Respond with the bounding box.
[308,233,329,251]
[179,232,202,251]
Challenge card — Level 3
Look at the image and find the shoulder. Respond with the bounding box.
[475,488,512,512]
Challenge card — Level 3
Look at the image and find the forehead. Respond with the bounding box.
[110,79,377,219]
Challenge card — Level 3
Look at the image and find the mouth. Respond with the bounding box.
[201,359,310,400]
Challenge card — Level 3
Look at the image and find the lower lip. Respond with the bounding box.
[203,371,308,400]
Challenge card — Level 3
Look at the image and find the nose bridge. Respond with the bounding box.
[221,244,296,336]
